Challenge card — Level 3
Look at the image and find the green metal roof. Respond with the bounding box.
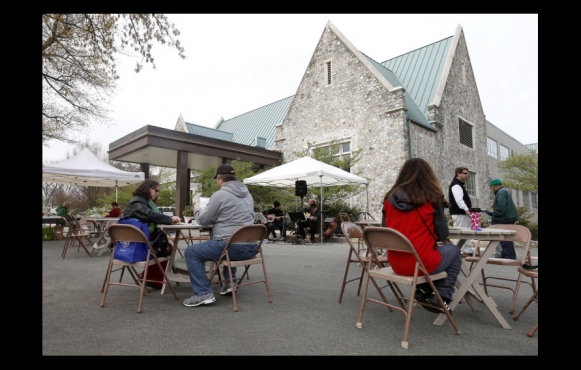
[380,36,453,125]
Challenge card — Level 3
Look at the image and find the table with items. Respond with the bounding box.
[432,227,518,329]
[156,223,213,295]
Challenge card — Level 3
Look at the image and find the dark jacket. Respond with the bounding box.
[448,177,472,215]
[490,186,518,224]
[122,195,173,226]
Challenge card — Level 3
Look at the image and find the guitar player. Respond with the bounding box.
[266,201,287,242]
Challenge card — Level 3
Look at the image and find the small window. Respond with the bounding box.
[325,61,332,86]
[465,171,476,196]
[462,61,466,85]
[500,144,509,161]
[487,137,498,158]
[531,192,538,209]
[459,119,473,148]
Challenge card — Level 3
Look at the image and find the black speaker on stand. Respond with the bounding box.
[295,180,307,197]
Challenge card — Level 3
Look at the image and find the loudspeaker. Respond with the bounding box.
[295,180,307,197]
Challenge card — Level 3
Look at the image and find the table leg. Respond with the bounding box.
[433,240,512,329]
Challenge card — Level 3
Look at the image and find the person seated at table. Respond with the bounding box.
[56,201,74,226]
[123,179,181,289]
[265,201,286,242]
[106,201,121,218]
[183,164,256,307]
[299,203,321,243]
[382,158,461,314]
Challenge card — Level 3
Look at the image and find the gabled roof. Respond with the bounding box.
[379,36,453,123]
[186,25,454,148]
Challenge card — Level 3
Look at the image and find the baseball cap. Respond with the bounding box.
[489,178,502,186]
[213,164,235,179]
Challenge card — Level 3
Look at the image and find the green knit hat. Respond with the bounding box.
[489,178,502,186]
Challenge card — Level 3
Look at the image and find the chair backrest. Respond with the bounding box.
[339,212,350,222]
[227,224,268,248]
[108,223,150,247]
[363,226,426,274]
[487,224,532,263]
[342,221,362,241]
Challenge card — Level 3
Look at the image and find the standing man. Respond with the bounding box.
[183,164,256,307]
[484,178,518,259]
[266,201,286,242]
[448,167,474,255]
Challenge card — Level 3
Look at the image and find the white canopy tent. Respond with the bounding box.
[42,148,145,202]
[243,156,368,242]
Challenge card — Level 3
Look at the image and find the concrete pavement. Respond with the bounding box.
[42,238,538,355]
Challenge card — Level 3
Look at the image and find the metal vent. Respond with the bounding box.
[459,119,473,148]
[326,61,332,85]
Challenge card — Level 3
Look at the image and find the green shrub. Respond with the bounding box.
[526,222,538,241]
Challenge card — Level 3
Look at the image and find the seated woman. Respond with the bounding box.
[122,179,181,288]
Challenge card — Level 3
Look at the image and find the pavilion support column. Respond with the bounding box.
[140,163,150,179]
[176,150,190,219]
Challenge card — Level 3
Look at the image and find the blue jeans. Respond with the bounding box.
[417,244,462,302]
[184,239,258,296]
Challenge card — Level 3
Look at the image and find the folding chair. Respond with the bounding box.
[512,265,538,337]
[357,226,461,349]
[61,217,93,259]
[465,224,537,313]
[338,222,395,305]
[101,224,178,313]
[208,224,272,312]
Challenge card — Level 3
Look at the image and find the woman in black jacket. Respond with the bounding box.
[122,179,181,288]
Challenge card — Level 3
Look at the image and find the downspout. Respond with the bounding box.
[407,119,413,159]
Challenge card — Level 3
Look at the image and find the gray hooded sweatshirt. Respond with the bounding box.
[194,180,255,241]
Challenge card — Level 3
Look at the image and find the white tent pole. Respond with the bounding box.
[116,180,118,202]
[320,175,323,243]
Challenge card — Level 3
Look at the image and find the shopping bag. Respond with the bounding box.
[113,218,151,263]
[469,212,481,230]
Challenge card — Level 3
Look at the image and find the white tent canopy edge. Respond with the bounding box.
[42,148,145,202]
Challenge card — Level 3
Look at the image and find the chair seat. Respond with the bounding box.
[465,256,521,266]
[370,266,447,286]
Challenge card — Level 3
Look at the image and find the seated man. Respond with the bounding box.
[266,201,287,241]
[56,201,75,226]
[299,203,321,243]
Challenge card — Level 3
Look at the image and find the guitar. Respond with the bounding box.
[324,211,340,239]
[266,214,282,222]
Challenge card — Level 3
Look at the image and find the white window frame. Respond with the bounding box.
[312,140,352,172]
[500,144,510,161]
[487,137,498,158]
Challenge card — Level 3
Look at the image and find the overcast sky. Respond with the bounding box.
[42,14,538,163]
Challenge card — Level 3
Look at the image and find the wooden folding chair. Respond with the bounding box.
[101,224,178,313]
[512,265,538,337]
[338,222,398,305]
[61,217,93,259]
[357,226,461,349]
[208,224,272,312]
[465,224,537,313]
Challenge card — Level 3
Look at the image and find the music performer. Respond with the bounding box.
[266,201,286,242]
[299,203,321,243]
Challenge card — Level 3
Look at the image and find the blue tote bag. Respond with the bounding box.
[113,218,151,263]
